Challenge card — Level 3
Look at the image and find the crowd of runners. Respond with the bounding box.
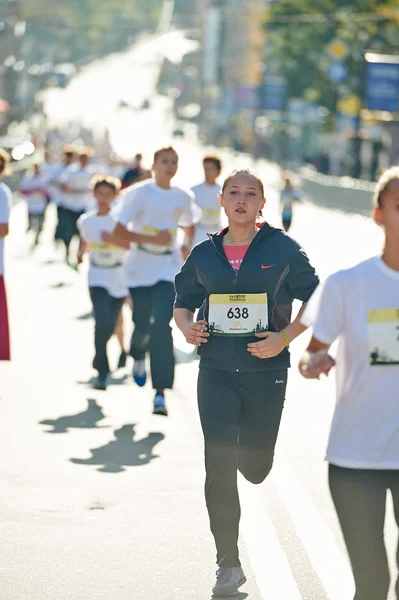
[0,135,398,599]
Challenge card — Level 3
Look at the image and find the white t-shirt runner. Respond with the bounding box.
[0,183,11,276]
[191,181,221,244]
[116,179,196,288]
[301,257,399,469]
[77,211,128,298]
[20,174,49,214]
[60,165,94,212]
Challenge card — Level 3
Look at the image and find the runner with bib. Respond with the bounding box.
[174,169,318,597]
[299,166,399,600]
[77,176,128,391]
[105,146,197,416]
[191,155,222,245]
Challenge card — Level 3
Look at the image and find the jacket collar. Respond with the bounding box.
[207,221,276,252]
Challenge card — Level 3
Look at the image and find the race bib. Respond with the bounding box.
[368,308,399,366]
[140,225,176,254]
[200,208,220,226]
[209,293,268,337]
[90,243,124,268]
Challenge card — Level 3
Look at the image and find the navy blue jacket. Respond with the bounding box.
[174,223,319,372]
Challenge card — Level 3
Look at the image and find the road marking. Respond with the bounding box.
[272,460,355,600]
[239,475,302,599]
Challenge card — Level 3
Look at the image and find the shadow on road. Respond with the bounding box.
[39,398,107,434]
[76,374,129,386]
[211,594,248,599]
[75,310,94,320]
[70,424,164,473]
[49,281,72,289]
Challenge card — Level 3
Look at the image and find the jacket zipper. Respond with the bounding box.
[210,231,269,371]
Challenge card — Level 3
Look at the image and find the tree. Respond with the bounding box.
[264,0,399,114]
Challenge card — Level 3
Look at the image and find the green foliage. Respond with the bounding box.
[265,0,399,111]
[22,0,163,65]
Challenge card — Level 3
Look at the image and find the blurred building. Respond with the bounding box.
[197,0,267,149]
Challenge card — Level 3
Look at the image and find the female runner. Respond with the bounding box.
[174,169,319,597]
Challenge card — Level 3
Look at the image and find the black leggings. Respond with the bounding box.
[89,287,124,375]
[197,367,287,567]
[329,464,399,600]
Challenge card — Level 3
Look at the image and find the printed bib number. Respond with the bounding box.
[209,293,268,337]
[90,244,123,268]
[200,208,220,226]
[368,308,399,366]
[141,225,175,254]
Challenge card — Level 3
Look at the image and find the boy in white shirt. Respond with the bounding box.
[191,155,222,246]
[104,146,197,416]
[77,176,129,391]
[19,163,50,246]
[299,166,399,600]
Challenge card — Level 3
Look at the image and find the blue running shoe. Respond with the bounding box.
[153,392,168,416]
[133,359,147,387]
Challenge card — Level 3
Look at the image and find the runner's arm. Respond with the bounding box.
[102,222,172,247]
[0,223,8,237]
[174,308,209,345]
[77,241,89,264]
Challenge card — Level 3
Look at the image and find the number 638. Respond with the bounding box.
[227,307,249,319]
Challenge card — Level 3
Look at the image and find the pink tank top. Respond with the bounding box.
[224,244,250,271]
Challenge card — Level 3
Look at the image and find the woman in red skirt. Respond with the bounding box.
[0,149,11,361]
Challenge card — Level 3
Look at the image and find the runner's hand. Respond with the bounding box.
[153,230,172,246]
[77,252,84,265]
[247,331,285,359]
[184,320,209,346]
[301,350,335,379]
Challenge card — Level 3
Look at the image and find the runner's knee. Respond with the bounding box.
[239,454,274,484]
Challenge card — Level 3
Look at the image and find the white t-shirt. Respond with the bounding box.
[191,181,221,233]
[77,211,127,298]
[301,257,399,469]
[20,175,49,214]
[60,165,94,212]
[117,179,196,287]
[41,161,63,205]
[0,183,11,276]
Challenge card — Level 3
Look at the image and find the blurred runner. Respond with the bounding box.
[280,175,301,232]
[77,175,129,391]
[105,146,197,416]
[191,155,222,245]
[19,163,50,246]
[0,149,11,361]
[121,153,151,189]
[113,295,133,369]
[60,147,95,265]
[52,146,76,247]
[174,169,318,597]
[299,166,399,600]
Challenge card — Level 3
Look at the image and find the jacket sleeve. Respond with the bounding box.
[286,247,319,302]
[174,251,207,313]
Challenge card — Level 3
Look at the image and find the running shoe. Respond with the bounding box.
[93,373,108,391]
[153,392,168,416]
[117,351,127,369]
[212,566,246,597]
[133,359,147,387]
